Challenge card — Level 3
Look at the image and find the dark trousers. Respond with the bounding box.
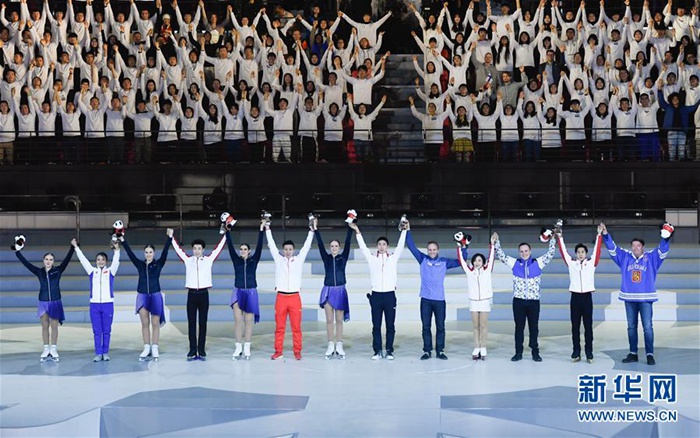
[187,289,210,355]
[570,292,594,356]
[513,297,540,354]
[301,136,318,162]
[568,139,586,161]
[420,298,446,353]
[369,291,396,354]
[225,139,243,163]
[500,140,519,162]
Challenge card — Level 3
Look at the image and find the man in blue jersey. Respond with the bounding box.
[600,222,674,366]
[405,221,464,360]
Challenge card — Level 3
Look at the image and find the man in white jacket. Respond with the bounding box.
[266,221,314,360]
[555,225,603,364]
[171,232,227,361]
[349,220,406,360]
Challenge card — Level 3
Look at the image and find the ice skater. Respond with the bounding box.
[14,235,75,362]
[554,224,603,363]
[350,217,407,360]
[227,218,265,360]
[314,215,353,359]
[120,229,173,361]
[171,228,227,361]
[72,238,120,362]
[457,233,496,360]
[266,216,315,360]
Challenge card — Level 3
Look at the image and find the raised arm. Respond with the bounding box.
[536,237,557,270]
[57,245,76,274]
[555,232,572,266]
[208,234,227,261]
[265,228,282,262]
[158,232,173,267]
[110,247,121,276]
[73,242,95,274]
[405,230,426,263]
[15,249,41,275]
[393,229,407,259]
[494,234,516,267]
[297,230,315,262]
[315,229,330,262]
[171,235,190,261]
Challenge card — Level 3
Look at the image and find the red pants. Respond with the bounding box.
[274,292,303,354]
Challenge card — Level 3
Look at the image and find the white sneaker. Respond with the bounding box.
[93,355,103,362]
[49,345,59,361]
[151,344,159,361]
[325,341,335,359]
[103,354,111,361]
[243,342,251,360]
[232,342,243,360]
[335,342,346,359]
[385,352,394,361]
[480,347,487,359]
[371,352,382,360]
[139,344,151,361]
[40,345,50,362]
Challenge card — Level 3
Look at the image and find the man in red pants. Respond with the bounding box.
[265,220,314,360]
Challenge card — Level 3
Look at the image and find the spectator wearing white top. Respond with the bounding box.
[297,88,323,163]
[517,94,542,162]
[348,94,385,163]
[591,101,614,161]
[446,103,474,163]
[322,100,348,163]
[263,91,299,163]
[409,95,451,163]
[499,97,520,162]
[472,94,502,162]
[610,83,638,161]
[126,100,154,164]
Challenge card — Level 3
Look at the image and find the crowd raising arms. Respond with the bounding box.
[2,1,700,164]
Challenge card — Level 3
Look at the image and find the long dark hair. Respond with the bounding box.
[495,35,511,64]
[455,106,470,127]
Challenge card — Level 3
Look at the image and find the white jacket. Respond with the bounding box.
[266,230,314,292]
[556,234,602,293]
[74,246,120,304]
[356,230,406,292]
[458,244,495,302]
[172,236,227,290]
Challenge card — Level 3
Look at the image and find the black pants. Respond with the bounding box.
[187,289,210,355]
[571,292,594,357]
[420,298,446,353]
[369,291,396,354]
[568,139,587,161]
[301,136,318,163]
[513,297,540,354]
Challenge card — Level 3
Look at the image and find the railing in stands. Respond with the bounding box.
[1,191,698,238]
[2,128,700,164]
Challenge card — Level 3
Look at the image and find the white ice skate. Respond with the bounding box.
[138,344,151,362]
[325,341,335,360]
[151,344,159,362]
[471,348,481,360]
[335,342,346,360]
[40,345,50,363]
[480,347,487,360]
[49,345,59,362]
[232,343,243,360]
[243,342,251,360]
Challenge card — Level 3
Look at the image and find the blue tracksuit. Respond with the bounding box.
[603,234,670,302]
[406,231,462,300]
[122,237,171,294]
[315,228,353,286]
[226,230,264,289]
[16,247,75,301]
